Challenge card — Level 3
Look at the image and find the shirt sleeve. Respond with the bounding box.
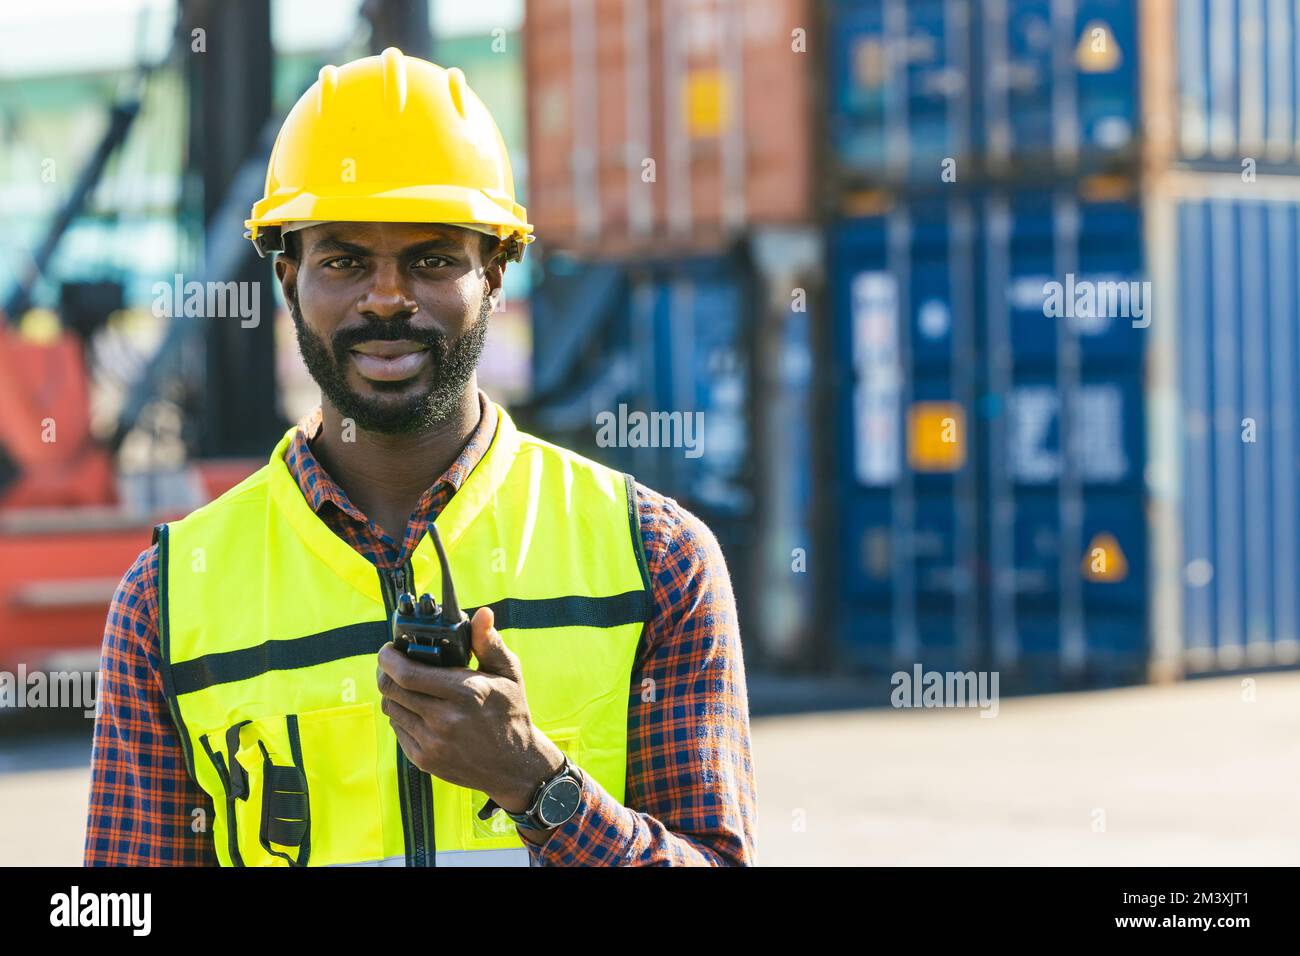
[84,545,217,866]
[524,483,758,866]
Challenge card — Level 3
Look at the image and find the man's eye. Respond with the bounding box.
[323,257,360,269]
[413,256,450,269]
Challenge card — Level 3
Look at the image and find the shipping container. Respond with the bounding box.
[830,176,1300,688]
[1174,0,1300,170]
[524,0,813,256]
[830,198,982,674]
[1161,185,1300,672]
[980,0,1140,176]
[981,189,1149,688]
[828,0,975,184]
[832,188,1150,688]
[826,0,1300,188]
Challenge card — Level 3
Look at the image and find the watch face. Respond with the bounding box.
[537,777,581,827]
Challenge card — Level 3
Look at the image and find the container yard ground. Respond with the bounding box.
[2,671,1296,867]
[752,670,1300,866]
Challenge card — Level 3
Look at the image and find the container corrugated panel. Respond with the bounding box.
[982,189,1149,689]
[832,200,981,673]
[979,0,1139,174]
[1176,0,1300,170]
[828,0,973,184]
[1176,195,1300,671]
[524,0,812,256]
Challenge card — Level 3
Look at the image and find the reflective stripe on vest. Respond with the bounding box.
[157,403,651,867]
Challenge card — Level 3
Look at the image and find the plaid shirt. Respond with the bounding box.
[84,389,756,866]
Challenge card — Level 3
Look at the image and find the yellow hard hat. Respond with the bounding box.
[245,47,533,262]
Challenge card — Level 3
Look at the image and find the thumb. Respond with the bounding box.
[470,606,521,680]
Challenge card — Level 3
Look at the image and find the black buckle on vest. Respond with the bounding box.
[225,721,252,800]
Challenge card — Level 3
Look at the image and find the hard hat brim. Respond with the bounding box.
[245,184,533,245]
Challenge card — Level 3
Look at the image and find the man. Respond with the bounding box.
[84,49,755,866]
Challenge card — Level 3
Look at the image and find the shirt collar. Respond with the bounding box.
[284,389,499,521]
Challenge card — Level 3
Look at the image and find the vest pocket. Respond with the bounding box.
[205,702,385,867]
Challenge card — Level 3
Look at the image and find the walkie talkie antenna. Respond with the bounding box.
[428,523,462,620]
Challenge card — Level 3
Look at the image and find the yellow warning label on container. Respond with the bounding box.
[908,402,964,472]
[1082,532,1128,582]
[685,69,729,138]
[1076,20,1121,73]
[853,37,886,88]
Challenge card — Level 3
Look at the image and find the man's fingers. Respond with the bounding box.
[391,721,423,765]
[380,689,424,734]
[377,667,436,721]
[377,642,466,697]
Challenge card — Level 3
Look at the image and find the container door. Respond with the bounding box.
[983,189,1148,690]
[833,201,980,673]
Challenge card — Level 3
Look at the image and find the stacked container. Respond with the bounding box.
[828,0,1300,688]
[523,0,1300,685]
[526,0,814,255]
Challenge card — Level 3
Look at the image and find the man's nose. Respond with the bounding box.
[356,260,418,319]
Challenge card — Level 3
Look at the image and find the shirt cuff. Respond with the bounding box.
[520,766,622,867]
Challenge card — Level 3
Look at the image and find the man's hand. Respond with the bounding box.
[376,605,565,816]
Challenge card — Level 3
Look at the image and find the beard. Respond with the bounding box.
[290,293,491,435]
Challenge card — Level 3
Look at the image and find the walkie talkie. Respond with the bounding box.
[391,523,474,667]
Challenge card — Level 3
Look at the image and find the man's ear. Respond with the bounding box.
[483,253,506,308]
[275,254,299,312]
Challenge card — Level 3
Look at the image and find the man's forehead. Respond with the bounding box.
[301,221,475,250]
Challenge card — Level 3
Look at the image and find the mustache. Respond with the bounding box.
[330,318,448,356]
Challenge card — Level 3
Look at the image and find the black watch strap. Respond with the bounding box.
[479,756,581,831]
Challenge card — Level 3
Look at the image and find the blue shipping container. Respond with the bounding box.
[831,198,982,674]
[832,183,1300,687]
[982,190,1149,688]
[829,0,974,181]
[1177,0,1300,169]
[832,188,1151,688]
[828,0,1137,181]
[1175,195,1300,671]
[828,1,1300,183]
[979,0,1139,171]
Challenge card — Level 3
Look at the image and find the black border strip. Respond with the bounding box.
[156,525,198,782]
[624,473,654,595]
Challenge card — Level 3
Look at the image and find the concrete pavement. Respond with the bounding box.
[2,671,1297,865]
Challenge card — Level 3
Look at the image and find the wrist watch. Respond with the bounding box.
[481,755,584,831]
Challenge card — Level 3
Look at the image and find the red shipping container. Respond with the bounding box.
[525,0,813,257]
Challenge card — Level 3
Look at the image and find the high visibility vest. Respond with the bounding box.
[156,403,651,866]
